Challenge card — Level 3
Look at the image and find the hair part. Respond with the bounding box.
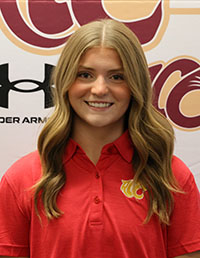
[34,19,182,224]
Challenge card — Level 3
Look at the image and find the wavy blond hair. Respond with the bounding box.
[34,19,181,224]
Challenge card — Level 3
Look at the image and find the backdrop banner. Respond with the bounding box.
[0,0,199,188]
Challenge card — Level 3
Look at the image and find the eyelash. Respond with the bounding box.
[110,74,124,81]
[77,72,92,79]
[77,71,125,82]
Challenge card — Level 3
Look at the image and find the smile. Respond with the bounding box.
[86,101,113,108]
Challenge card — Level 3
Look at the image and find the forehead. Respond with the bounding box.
[78,47,123,69]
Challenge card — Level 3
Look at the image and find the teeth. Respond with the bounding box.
[87,102,112,108]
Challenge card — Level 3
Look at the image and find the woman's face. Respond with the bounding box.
[68,47,131,131]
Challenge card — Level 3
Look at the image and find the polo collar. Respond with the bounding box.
[112,130,134,163]
[63,130,134,164]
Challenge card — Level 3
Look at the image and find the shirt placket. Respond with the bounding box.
[89,167,103,227]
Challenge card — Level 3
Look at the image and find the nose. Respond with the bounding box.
[90,76,108,96]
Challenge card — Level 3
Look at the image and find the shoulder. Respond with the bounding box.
[171,155,196,190]
[2,151,42,191]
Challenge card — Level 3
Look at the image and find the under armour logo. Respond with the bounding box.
[0,63,54,109]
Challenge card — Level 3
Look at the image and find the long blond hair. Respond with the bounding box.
[35,19,181,224]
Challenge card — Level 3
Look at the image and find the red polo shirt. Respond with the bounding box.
[0,131,200,258]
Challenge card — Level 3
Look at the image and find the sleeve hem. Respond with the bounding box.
[168,240,200,258]
[0,244,29,257]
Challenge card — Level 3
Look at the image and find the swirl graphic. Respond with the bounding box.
[0,0,165,53]
[151,57,200,130]
[0,0,74,50]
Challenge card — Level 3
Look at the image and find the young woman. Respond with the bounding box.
[0,19,200,258]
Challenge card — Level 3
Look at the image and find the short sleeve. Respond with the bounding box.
[167,157,200,257]
[0,175,30,257]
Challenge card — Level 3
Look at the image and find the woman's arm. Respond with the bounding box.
[174,251,200,257]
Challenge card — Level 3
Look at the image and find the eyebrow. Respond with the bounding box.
[78,65,124,73]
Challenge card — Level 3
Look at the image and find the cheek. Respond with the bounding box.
[68,87,80,105]
[68,83,79,99]
[68,82,89,100]
[68,86,78,109]
[113,86,131,103]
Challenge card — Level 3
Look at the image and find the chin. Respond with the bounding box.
[87,118,121,129]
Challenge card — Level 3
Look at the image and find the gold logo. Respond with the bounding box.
[120,179,147,200]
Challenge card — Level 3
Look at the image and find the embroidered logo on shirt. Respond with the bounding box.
[120,179,147,200]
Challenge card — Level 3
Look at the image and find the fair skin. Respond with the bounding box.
[68,47,131,164]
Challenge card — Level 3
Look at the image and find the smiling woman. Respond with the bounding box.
[68,47,131,164]
[68,47,131,140]
[0,19,200,258]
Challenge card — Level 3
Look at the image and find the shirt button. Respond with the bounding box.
[107,146,113,153]
[96,173,100,179]
[94,196,100,204]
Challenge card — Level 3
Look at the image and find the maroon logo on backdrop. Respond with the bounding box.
[150,58,200,129]
[0,0,162,48]
[72,0,162,45]
[0,0,72,48]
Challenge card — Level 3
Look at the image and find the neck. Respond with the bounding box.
[71,119,125,164]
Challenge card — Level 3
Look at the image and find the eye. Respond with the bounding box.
[77,72,93,80]
[110,74,124,81]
